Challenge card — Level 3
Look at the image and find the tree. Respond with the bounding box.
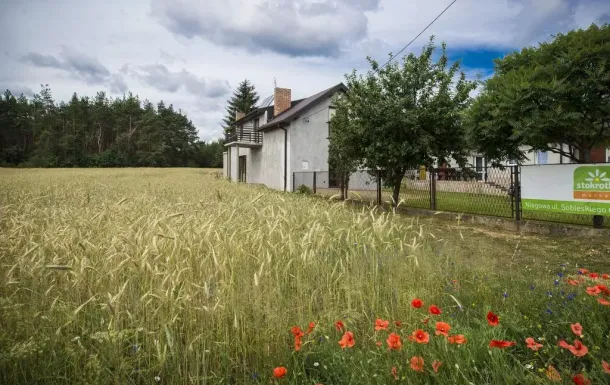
[0,85,223,168]
[330,38,476,206]
[222,80,259,140]
[467,23,610,164]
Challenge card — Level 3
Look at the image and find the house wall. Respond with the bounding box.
[229,145,239,181]
[289,97,332,190]
[247,147,262,184]
[222,152,228,177]
[260,128,287,190]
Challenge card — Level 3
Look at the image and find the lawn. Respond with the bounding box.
[1,168,609,385]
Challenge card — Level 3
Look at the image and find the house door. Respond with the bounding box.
[475,156,486,181]
[238,156,247,182]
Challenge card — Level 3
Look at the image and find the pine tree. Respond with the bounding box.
[222,80,259,140]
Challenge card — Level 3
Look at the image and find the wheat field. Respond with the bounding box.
[1,168,608,385]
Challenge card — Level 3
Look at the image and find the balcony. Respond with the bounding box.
[225,128,263,148]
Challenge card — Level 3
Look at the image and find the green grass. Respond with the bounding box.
[377,185,610,227]
[1,168,609,385]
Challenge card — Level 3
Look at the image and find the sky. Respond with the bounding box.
[1,0,609,141]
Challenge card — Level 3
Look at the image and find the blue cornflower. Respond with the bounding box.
[530,285,536,290]
[503,292,509,298]
[318,337,325,343]
[577,270,583,275]
[251,373,259,379]
[557,272,564,278]
[546,308,553,315]
[547,291,553,297]
[567,293,577,301]
[554,280,560,286]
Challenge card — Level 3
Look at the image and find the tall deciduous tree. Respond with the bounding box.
[222,79,259,140]
[467,23,610,164]
[330,38,476,206]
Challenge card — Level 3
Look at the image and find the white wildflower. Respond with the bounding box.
[313,362,319,367]
[525,364,534,370]
[154,376,161,382]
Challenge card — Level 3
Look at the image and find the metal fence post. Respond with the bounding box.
[514,166,521,221]
[313,172,317,194]
[430,168,437,210]
[292,172,295,192]
[376,170,382,206]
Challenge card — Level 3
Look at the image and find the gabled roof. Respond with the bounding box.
[258,83,347,132]
[232,99,305,127]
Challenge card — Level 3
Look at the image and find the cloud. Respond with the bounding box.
[20,47,128,94]
[0,84,35,98]
[124,63,230,98]
[150,0,380,57]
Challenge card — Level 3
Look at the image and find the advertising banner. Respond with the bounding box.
[521,164,610,215]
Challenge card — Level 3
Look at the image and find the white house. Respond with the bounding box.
[223,83,347,191]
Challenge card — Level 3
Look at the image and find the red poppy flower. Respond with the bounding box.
[447,334,467,344]
[386,332,402,350]
[598,298,610,306]
[422,317,430,325]
[376,341,382,347]
[568,339,588,357]
[432,360,442,373]
[487,311,499,326]
[567,278,579,286]
[428,305,442,315]
[598,284,610,295]
[411,298,423,308]
[579,268,589,274]
[489,340,516,348]
[546,366,562,382]
[586,286,601,296]
[572,373,591,385]
[603,273,609,280]
[394,320,402,328]
[589,273,599,279]
[290,326,304,337]
[435,322,451,337]
[338,331,355,349]
[410,356,424,372]
[558,340,571,349]
[375,318,390,331]
[525,337,543,351]
[294,337,302,351]
[570,323,583,337]
[391,366,398,380]
[306,322,315,334]
[334,320,345,332]
[602,360,610,374]
[273,367,287,378]
[411,329,430,344]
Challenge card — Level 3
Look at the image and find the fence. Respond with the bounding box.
[293,166,610,228]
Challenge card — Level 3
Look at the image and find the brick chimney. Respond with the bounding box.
[274,87,291,117]
[235,110,245,121]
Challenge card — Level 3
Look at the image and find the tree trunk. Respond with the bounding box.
[391,169,405,209]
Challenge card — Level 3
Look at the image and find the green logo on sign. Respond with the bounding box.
[573,166,610,201]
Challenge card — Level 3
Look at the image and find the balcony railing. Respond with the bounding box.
[227,128,262,144]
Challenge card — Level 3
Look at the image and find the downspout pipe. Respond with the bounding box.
[280,126,287,191]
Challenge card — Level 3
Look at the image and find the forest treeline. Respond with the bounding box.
[0,85,224,168]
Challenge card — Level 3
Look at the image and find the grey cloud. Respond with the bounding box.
[127,64,230,98]
[19,47,128,94]
[21,48,111,85]
[0,84,35,98]
[21,52,63,69]
[151,0,376,57]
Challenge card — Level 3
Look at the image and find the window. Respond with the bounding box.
[537,151,548,165]
[301,160,309,170]
[253,118,259,130]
